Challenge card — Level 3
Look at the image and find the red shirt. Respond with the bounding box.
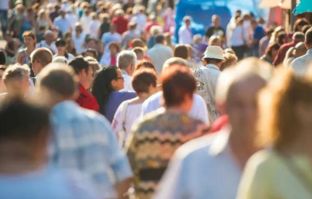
[112,16,128,35]
[76,85,99,112]
[273,41,296,66]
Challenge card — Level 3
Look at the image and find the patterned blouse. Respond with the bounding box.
[126,109,209,199]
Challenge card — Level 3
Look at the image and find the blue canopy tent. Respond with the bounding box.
[174,0,266,43]
[293,0,312,15]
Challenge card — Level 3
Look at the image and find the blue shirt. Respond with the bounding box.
[50,101,132,198]
[0,167,98,199]
[155,127,241,199]
[104,91,136,122]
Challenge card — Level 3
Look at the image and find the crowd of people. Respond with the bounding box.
[0,0,312,199]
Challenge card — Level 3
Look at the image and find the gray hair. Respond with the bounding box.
[3,64,30,84]
[117,50,137,70]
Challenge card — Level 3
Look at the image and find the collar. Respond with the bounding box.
[52,100,78,112]
[79,84,89,97]
[307,49,312,55]
[209,126,231,156]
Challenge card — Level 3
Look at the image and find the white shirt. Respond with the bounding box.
[80,15,92,34]
[194,64,221,123]
[154,127,241,199]
[72,31,86,55]
[121,70,134,92]
[141,91,209,124]
[66,13,78,29]
[291,49,312,76]
[178,25,192,44]
[112,99,142,147]
[229,25,246,47]
[147,44,173,74]
[37,41,57,54]
[89,20,101,38]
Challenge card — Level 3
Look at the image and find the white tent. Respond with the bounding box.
[259,0,291,9]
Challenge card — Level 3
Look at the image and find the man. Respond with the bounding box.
[68,57,99,111]
[147,34,173,74]
[53,9,72,36]
[121,21,140,49]
[117,50,137,92]
[30,47,53,77]
[22,31,36,65]
[155,58,273,199]
[36,64,132,198]
[291,28,312,76]
[141,57,209,124]
[72,23,86,55]
[178,16,192,44]
[194,45,224,123]
[273,32,305,66]
[37,30,57,54]
[0,98,98,198]
[101,25,122,50]
[205,15,225,40]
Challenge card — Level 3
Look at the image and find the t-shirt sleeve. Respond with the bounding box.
[112,101,126,142]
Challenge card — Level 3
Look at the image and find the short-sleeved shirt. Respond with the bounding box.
[50,100,132,198]
[0,167,98,199]
[238,149,312,199]
[154,128,241,199]
[194,64,221,123]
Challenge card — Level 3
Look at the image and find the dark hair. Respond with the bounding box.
[161,66,196,107]
[174,44,189,59]
[0,51,5,65]
[135,61,156,71]
[293,18,309,32]
[69,56,89,74]
[92,67,118,110]
[132,69,157,94]
[277,32,287,45]
[0,98,50,143]
[38,63,78,98]
[305,27,312,46]
[31,48,52,66]
[155,35,165,44]
[23,31,36,40]
[265,43,280,57]
[55,38,66,47]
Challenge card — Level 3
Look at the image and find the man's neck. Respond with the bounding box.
[228,131,258,169]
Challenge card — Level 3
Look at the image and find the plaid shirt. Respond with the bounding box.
[49,101,132,198]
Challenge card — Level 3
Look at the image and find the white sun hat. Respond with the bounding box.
[203,45,225,60]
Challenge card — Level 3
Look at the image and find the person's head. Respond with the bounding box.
[68,57,94,90]
[302,25,311,34]
[91,67,124,108]
[221,50,238,70]
[44,30,56,44]
[130,39,145,49]
[109,42,121,55]
[132,69,157,96]
[208,35,222,47]
[304,27,312,49]
[276,31,287,45]
[132,47,145,61]
[155,34,165,45]
[293,32,305,43]
[294,42,307,58]
[161,65,196,112]
[174,44,190,60]
[265,42,280,59]
[85,56,100,73]
[183,16,191,27]
[5,38,21,55]
[36,63,78,105]
[59,9,66,18]
[117,50,137,76]
[216,58,272,137]
[162,57,190,72]
[0,98,50,167]
[83,48,98,59]
[135,61,156,72]
[202,45,224,67]
[2,64,30,96]
[211,14,220,27]
[293,18,309,32]
[258,69,312,151]
[75,23,83,34]
[55,38,67,55]
[23,31,36,48]
[30,48,53,76]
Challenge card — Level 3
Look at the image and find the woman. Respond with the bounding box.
[229,16,247,60]
[92,67,136,122]
[112,69,157,147]
[100,42,120,67]
[238,70,312,199]
[55,38,75,62]
[260,43,280,64]
[126,65,208,199]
